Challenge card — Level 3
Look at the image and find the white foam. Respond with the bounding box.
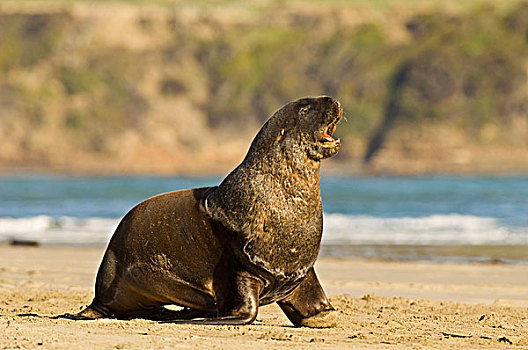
[0,216,119,245]
[0,214,527,246]
[323,213,528,245]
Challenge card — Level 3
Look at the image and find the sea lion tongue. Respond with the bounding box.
[202,96,342,279]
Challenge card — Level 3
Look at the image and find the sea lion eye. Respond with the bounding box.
[298,106,311,117]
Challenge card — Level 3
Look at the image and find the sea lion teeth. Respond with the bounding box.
[68,96,342,328]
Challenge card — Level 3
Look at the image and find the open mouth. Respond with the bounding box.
[320,106,342,145]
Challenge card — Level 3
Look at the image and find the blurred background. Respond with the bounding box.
[0,0,526,175]
[0,0,527,262]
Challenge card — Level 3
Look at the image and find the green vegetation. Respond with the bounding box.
[0,13,72,71]
[0,1,526,168]
[195,3,527,152]
[364,4,528,160]
[195,21,395,136]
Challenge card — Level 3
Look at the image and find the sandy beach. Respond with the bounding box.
[0,245,527,349]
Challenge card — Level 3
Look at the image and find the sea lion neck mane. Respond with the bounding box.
[202,96,342,282]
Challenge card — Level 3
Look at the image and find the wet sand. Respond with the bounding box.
[1,245,527,349]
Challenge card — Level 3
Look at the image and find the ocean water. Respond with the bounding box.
[1,175,527,263]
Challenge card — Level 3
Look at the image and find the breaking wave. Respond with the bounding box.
[0,216,118,245]
[323,213,528,245]
[0,214,527,246]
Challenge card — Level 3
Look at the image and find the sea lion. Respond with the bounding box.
[70,96,342,327]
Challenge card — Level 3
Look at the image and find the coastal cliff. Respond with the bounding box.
[0,1,527,175]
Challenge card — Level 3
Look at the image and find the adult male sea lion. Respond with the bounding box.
[71,96,342,327]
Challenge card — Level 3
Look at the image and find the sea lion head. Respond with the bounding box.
[283,95,342,160]
[247,96,342,166]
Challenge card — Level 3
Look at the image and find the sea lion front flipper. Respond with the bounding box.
[163,270,264,325]
[277,268,337,328]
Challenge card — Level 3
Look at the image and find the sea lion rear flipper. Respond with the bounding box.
[58,304,105,320]
[277,268,337,328]
[163,270,263,325]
